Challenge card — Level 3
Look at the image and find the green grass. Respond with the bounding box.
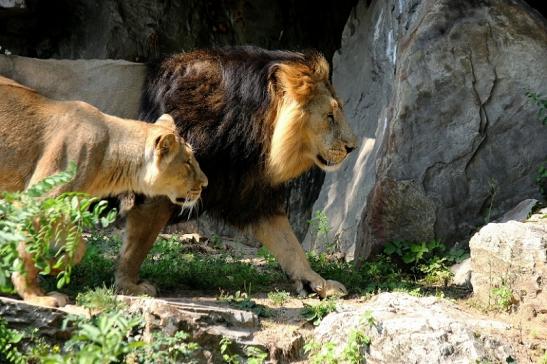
[267,290,291,306]
[56,232,471,300]
[141,238,284,292]
[75,285,124,312]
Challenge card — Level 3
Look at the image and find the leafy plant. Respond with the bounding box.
[304,340,338,364]
[302,298,338,325]
[0,163,116,293]
[75,285,124,313]
[219,337,250,364]
[308,210,334,250]
[383,240,468,286]
[341,329,371,364]
[526,91,547,125]
[526,91,547,197]
[132,330,199,363]
[490,283,514,311]
[304,311,375,363]
[42,310,144,363]
[267,289,290,306]
[0,318,25,364]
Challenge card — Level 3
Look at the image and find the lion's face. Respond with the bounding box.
[304,83,357,172]
[145,114,208,206]
[268,56,357,184]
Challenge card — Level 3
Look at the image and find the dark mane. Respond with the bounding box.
[139,45,310,226]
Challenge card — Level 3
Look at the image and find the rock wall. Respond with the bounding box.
[308,0,547,260]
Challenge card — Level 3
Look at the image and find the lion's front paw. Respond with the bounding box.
[26,292,69,307]
[293,275,348,298]
[321,280,348,298]
[115,278,157,297]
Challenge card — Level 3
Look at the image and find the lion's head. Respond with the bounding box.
[144,114,208,206]
[267,52,357,185]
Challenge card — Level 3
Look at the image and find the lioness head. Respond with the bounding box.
[268,52,357,183]
[145,114,208,206]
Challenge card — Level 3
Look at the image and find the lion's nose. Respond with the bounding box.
[201,176,208,188]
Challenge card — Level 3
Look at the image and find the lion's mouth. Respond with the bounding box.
[315,153,348,172]
[317,154,338,167]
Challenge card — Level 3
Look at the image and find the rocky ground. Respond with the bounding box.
[1,205,546,363]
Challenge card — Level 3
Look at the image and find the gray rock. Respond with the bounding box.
[309,0,547,260]
[470,210,547,311]
[0,296,86,339]
[0,55,145,119]
[314,292,514,364]
[0,295,266,362]
[0,0,25,9]
[450,257,472,287]
[497,198,538,223]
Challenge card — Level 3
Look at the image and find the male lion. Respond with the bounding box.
[0,76,208,307]
[117,46,357,298]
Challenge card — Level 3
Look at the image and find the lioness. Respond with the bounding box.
[118,46,357,298]
[0,76,208,307]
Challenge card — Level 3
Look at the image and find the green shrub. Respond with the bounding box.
[0,163,116,293]
[0,318,25,364]
[42,310,143,363]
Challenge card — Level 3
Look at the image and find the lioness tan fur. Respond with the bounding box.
[0,76,208,307]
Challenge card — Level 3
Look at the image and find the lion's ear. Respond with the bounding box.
[304,51,329,80]
[270,63,316,103]
[155,114,177,130]
[154,133,177,160]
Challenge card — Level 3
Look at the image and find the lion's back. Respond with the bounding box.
[139,47,302,226]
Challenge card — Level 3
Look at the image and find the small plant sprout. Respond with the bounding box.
[302,298,338,325]
[267,289,291,306]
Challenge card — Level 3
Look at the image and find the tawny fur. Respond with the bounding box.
[118,46,357,298]
[0,76,208,307]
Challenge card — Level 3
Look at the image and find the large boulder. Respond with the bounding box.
[0,55,145,118]
[308,0,547,259]
[314,292,515,364]
[470,207,547,312]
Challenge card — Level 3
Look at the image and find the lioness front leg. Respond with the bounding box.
[11,242,69,307]
[115,197,176,296]
[252,214,347,298]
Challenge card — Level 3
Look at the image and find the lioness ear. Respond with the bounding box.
[154,133,177,160]
[155,114,177,130]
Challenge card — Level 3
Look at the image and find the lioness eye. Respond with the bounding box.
[327,113,335,124]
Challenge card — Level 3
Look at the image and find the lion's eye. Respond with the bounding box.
[327,113,335,125]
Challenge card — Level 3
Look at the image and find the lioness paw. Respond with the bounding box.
[26,292,69,307]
